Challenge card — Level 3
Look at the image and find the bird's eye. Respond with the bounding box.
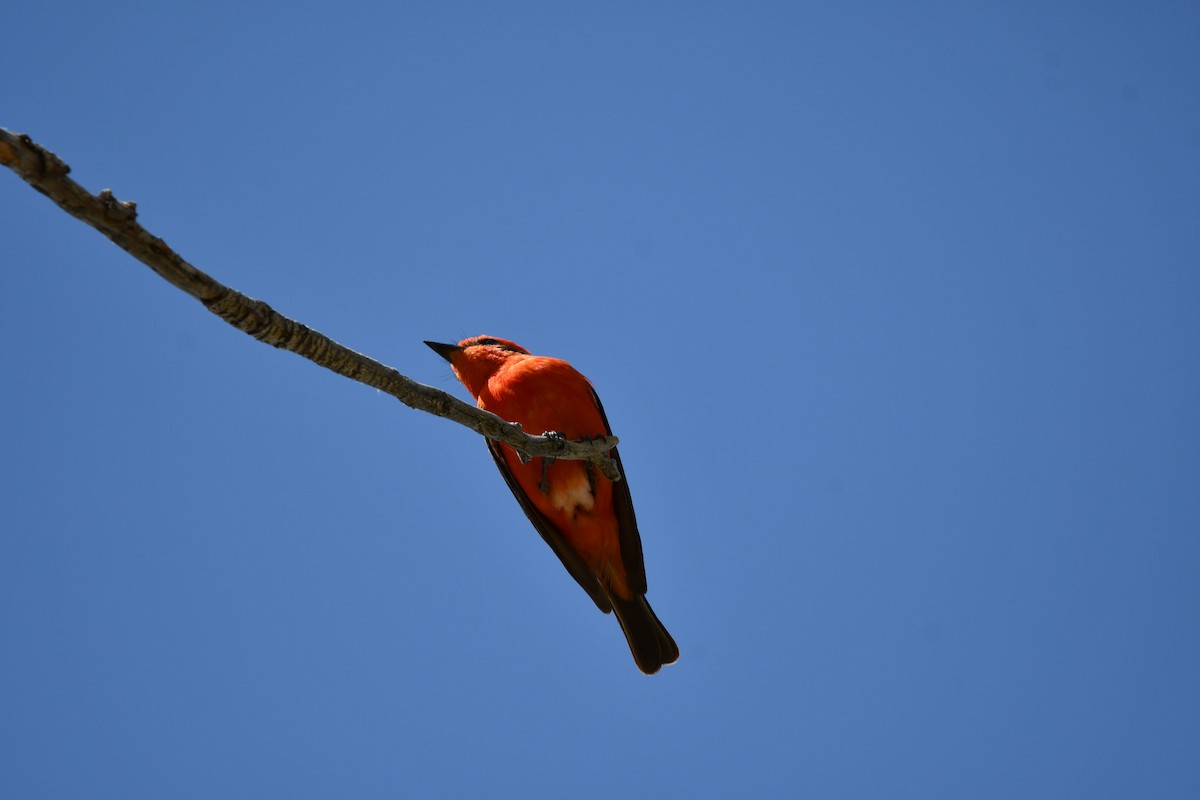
[476,337,500,346]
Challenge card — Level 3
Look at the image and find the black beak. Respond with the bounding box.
[424,340,461,363]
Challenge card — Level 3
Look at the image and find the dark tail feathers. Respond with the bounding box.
[606,591,679,675]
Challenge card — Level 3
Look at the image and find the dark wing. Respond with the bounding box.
[486,440,612,613]
[590,388,648,596]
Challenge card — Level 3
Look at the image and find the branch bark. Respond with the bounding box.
[0,128,621,480]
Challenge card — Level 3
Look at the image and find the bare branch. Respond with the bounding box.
[0,128,621,480]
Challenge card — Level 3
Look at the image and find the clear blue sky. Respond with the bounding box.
[3,2,1198,797]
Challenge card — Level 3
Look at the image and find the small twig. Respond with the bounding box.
[0,128,621,480]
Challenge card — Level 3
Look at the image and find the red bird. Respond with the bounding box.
[426,336,678,674]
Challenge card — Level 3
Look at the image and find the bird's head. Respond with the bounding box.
[425,336,531,396]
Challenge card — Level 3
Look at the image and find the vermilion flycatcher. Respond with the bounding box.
[426,336,678,674]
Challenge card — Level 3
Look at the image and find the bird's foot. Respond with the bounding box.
[575,435,603,491]
[537,432,563,493]
[539,456,555,493]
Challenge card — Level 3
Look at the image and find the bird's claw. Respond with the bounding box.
[536,433,564,492]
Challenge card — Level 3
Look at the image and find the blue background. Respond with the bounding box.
[3,2,1198,797]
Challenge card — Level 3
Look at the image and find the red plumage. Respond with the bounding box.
[426,336,678,674]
